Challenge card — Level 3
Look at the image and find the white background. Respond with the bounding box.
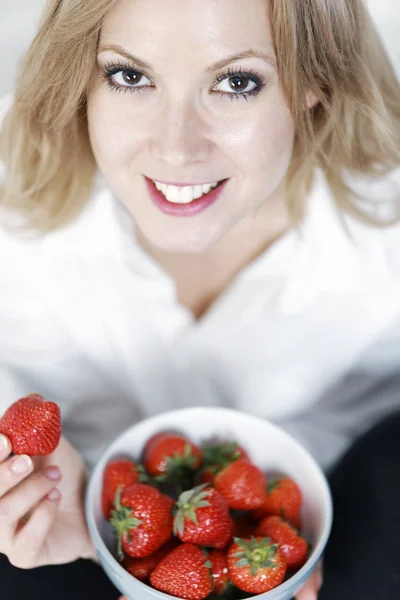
[0,0,399,97]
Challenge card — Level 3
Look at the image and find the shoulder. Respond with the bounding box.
[305,168,400,282]
[344,168,400,278]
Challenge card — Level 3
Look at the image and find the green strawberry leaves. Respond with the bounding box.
[173,483,211,537]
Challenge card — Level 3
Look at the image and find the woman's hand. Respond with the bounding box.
[295,561,323,599]
[0,433,97,568]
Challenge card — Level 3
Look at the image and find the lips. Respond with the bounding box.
[144,176,228,217]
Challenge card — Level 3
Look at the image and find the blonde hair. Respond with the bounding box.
[0,0,399,232]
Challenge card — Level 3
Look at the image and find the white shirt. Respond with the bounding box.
[1,93,400,472]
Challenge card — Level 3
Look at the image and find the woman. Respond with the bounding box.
[0,0,399,599]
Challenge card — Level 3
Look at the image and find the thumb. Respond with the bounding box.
[295,563,323,600]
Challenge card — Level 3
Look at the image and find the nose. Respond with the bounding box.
[149,97,212,168]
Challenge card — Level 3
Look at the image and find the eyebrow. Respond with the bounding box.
[98,44,276,71]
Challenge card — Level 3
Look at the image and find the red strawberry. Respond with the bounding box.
[144,432,202,485]
[173,484,233,549]
[110,483,173,559]
[200,467,216,485]
[252,477,302,530]
[200,443,250,484]
[0,394,61,456]
[227,536,287,594]
[102,459,139,520]
[150,543,213,600]
[209,550,232,595]
[122,538,180,582]
[255,515,308,569]
[214,460,267,510]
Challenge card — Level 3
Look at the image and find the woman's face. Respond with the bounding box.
[87,0,296,253]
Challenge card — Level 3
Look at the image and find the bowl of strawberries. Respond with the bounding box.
[85,407,333,600]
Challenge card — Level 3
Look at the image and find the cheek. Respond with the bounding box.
[87,91,143,169]
[218,97,295,174]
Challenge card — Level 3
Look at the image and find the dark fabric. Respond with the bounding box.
[319,411,400,600]
[0,555,120,600]
[1,413,400,600]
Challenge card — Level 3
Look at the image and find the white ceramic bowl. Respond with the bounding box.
[85,407,333,600]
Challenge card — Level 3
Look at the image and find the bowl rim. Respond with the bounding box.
[85,406,333,600]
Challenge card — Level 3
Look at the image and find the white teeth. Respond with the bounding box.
[194,185,203,200]
[152,180,220,204]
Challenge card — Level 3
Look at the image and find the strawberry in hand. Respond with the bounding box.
[110,483,173,559]
[173,483,233,549]
[0,394,61,456]
[150,543,213,600]
[227,536,287,594]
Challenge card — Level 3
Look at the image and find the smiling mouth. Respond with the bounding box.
[149,178,227,204]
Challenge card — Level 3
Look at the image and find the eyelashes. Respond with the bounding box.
[100,60,267,101]
[213,67,266,101]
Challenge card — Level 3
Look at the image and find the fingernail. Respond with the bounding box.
[47,488,61,501]
[0,434,10,454]
[44,466,61,481]
[10,454,32,474]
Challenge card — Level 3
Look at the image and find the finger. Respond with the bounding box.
[296,589,318,600]
[316,560,324,590]
[10,489,61,568]
[295,570,320,600]
[0,454,34,498]
[0,466,61,528]
[0,434,12,462]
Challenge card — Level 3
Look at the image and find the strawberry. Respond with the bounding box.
[209,550,232,595]
[202,442,249,472]
[200,467,216,485]
[199,442,250,484]
[252,477,303,530]
[144,432,202,487]
[173,484,233,549]
[214,460,267,510]
[0,394,61,456]
[110,483,173,559]
[122,538,180,582]
[102,459,140,520]
[227,536,287,594]
[255,515,308,569]
[150,543,213,600]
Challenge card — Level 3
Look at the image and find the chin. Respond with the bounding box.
[141,224,222,255]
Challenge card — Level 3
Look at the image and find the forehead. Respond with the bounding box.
[100,0,275,66]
